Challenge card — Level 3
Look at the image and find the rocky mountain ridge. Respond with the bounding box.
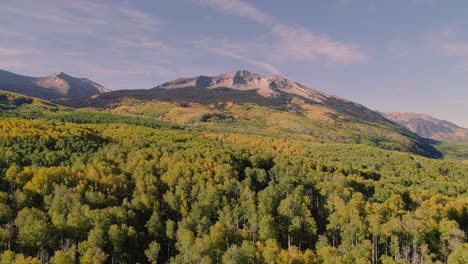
[384,112,468,142]
[0,69,110,99]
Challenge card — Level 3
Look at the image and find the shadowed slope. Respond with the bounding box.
[0,69,111,100]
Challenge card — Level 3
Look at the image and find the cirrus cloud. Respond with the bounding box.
[430,28,468,72]
[271,24,368,65]
[194,0,368,68]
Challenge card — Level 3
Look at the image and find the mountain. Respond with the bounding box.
[61,69,400,127]
[384,112,468,142]
[85,70,390,122]
[0,69,111,100]
[158,70,329,100]
[57,70,441,158]
[158,70,354,106]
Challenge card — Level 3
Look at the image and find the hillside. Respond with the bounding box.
[59,70,441,158]
[0,106,467,263]
[0,90,178,129]
[0,85,467,263]
[384,112,468,142]
[156,70,391,123]
[0,69,110,100]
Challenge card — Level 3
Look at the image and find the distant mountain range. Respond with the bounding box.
[5,68,468,157]
[0,69,110,99]
[384,112,468,142]
[54,69,440,158]
[84,70,390,123]
[158,70,330,101]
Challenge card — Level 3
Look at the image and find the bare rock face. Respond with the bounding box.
[157,69,334,102]
[0,69,111,99]
[384,112,468,141]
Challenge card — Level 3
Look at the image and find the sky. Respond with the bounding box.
[1,0,467,127]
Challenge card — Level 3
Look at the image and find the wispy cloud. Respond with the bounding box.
[410,0,441,6]
[0,0,166,55]
[194,0,368,68]
[0,0,177,84]
[0,0,213,89]
[385,39,414,58]
[442,42,468,56]
[444,43,468,72]
[430,28,468,71]
[0,48,41,57]
[0,61,44,74]
[142,41,169,49]
[456,60,468,72]
[197,0,274,25]
[192,39,281,74]
[271,24,368,65]
[3,0,162,30]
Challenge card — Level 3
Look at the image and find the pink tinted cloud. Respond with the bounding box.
[192,39,281,75]
[271,24,368,65]
[195,0,368,66]
[0,48,41,57]
[196,0,274,25]
[442,43,468,56]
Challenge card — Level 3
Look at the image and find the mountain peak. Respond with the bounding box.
[384,112,468,141]
[157,70,332,100]
[220,69,261,78]
[215,70,263,84]
[0,69,110,99]
[52,72,71,78]
[234,69,260,78]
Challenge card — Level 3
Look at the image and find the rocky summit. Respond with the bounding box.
[0,69,110,100]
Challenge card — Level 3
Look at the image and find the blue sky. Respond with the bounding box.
[1,0,467,127]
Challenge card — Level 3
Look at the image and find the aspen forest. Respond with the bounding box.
[0,115,467,263]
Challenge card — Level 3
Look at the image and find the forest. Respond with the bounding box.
[0,91,467,263]
[0,116,467,264]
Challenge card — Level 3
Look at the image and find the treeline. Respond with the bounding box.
[0,119,467,263]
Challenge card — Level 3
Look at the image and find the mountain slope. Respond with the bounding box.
[384,112,468,142]
[155,70,389,123]
[0,69,111,100]
[85,69,390,125]
[158,70,328,100]
[58,70,442,158]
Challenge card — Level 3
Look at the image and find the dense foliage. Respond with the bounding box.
[435,141,468,163]
[0,117,467,264]
[0,90,442,158]
[0,91,179,130]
